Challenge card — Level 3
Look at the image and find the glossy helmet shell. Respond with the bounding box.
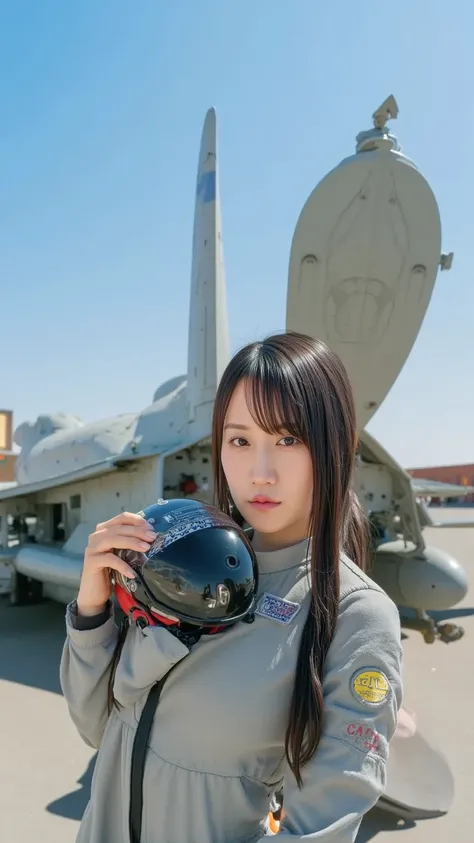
[113,498,259,628]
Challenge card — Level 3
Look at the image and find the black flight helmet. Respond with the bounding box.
[112,498,258,629]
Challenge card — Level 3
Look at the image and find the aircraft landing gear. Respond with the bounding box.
[401,609,464,644]
[9,570,44,607]
[437,622,464,643]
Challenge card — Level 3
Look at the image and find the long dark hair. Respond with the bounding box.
[211,331,368,788]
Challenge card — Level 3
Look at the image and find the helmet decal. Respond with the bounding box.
[143,501,239,557]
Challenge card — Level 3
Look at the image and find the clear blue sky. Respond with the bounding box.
[2,1,472,469]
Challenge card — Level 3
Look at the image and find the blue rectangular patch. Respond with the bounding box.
[255,593,301,625]
[196,170,216,203]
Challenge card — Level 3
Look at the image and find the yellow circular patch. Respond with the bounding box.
[351,669,390,706]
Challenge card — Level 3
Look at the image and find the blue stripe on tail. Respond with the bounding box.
[196,170,216,203]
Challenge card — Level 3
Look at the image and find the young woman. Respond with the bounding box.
[60,331,403,843]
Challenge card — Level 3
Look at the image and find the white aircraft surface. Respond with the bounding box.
[0,99,468,647]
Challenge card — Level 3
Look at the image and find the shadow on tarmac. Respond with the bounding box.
[0,597,66,693]
[47,754,97,821]
[357,809,419,840]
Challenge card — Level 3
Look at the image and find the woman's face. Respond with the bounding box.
[220,381,313,551]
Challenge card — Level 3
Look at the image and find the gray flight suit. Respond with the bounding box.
[60,539,403,842]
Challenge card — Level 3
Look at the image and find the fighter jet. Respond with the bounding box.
[0,101,468,645]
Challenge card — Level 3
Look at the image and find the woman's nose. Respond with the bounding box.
[251,453,277,485]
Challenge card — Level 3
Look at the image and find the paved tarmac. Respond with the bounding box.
[0,509,472,842]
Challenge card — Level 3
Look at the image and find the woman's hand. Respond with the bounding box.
[77,512,157,616]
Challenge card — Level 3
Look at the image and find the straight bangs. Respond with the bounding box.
[243,353,307,444]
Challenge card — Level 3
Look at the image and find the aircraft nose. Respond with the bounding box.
[399,545,469,610]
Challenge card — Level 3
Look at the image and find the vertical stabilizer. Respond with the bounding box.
[186,107,230,438]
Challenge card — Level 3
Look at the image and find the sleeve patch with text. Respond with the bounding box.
[343,722,388,759]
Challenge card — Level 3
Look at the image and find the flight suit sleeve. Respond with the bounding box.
[59,601,190,749]
[271,587,403,841]
[59,600,120,749]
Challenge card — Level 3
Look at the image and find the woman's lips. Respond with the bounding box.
[248,497,281,511]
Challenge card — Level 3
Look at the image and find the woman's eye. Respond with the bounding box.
[230,437,249,447]
[278,436,300,446]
